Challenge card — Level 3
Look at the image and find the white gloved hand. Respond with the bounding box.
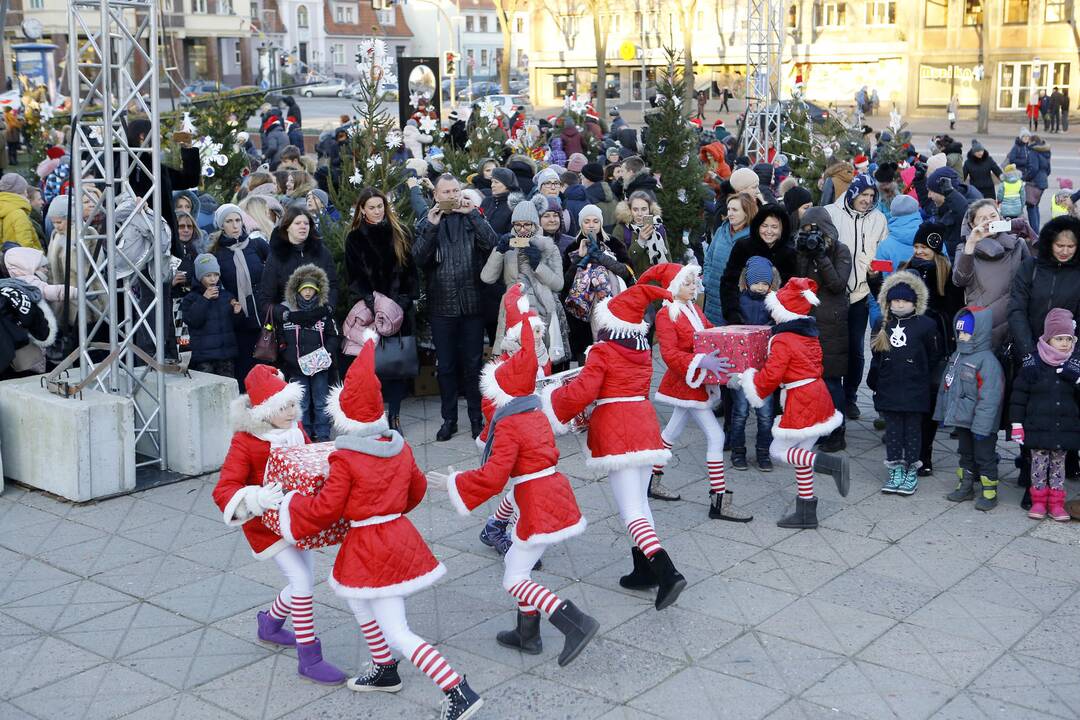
[426,466,455,491]
[245,482,284,516]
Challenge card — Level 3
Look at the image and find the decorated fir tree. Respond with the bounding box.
[436,98,508,179]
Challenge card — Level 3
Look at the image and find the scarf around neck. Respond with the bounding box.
[222,235,254,316]
[1037,337,1072,367]
[482,395,541,464]
[256,424,306,448]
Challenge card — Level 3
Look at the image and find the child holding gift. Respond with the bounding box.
[273,330,482,720]
[867,272,942,495]
[645,262,752,522]
[432,292,599,666]
[211,364,346,685]
[541,282,689,611]
[1009,309,1079,521]
[934,307,1005,511]
[730,277,851,529]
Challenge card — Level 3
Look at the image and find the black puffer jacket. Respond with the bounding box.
[258,227,339,315]
[344,220,419,335]
[719,204,798,324]
[412,209,498,317]
[962,149,1002,200]
[1008,216,1080,357]
[181,287,240,363]
[1010,359,1080,451]
[867,272,943,413]
[480,190,515,236]
[792,207,852,378]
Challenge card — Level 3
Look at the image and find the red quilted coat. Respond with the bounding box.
[278,433,445,598]
[654,302,714,409]
[738,325,842,440]
[212,399,311,559]
[450,409,585,546]
[542,341,670,471]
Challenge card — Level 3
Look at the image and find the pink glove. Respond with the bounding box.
[1010,424,1024,444]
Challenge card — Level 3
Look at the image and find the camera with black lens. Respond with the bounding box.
[795,224,825,254]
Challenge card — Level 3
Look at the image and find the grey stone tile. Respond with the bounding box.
[628,665,789,720]
[0,700,38,720]
[660,530,762,574]
[756,598,896,656]
[150,572,275,624]
[603,605,743,662]
[10,663,173,720]
[174,530,262,573]
[949,564,1077,615]
[592,707,662,720]
[481,672,616,720]
[0,558,79,605]
[0,636,104,698]
[966,693,1066,720]
[989,536,1080,585]
[676,576,798,626]
[856,540,982,591]
[969,653,1080,719]
[809,566,940,620]
[191,654,337,720]
[769,526,889,570]
[443,609,563,672]
[802,660,954,720]
[903,590,1041,649]
[723,549,847,596]
[123,627,270,690]
[699,632,845,695]
[36,533,163,579]
[119,508,233,553]
[1,579,133,632]
[856,622,1002,688]
[0,610,42,645]
[119,693,246,720]
[531,637,685,703]
[56,601,200,658]
[929,692,1000,720]
[93,552,218,598]
[276,687,432,720]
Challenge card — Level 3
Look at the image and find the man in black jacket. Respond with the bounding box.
[412,174,498,441]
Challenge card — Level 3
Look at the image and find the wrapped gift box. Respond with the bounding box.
[693,325,771,385]
[536,368,591,433]
[261,442,348,549]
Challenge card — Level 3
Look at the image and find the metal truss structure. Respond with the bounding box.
[744,0,785,163]
[67,0,168,468]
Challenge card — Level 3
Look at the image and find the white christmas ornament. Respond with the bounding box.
[349,167,364,186]
[418,115,438,134]
[365,155,382,171]
[386,131,403,149]
[889,108,903,133]
[180,112,197,135]
[677,188,687,202]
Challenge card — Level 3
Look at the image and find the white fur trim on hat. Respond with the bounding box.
[479,359,515,408]
[592,296,650,336]
[764,290,808,324]
[666,264,701,301]
[539,381,572,435]
[326,384,390,436]
[685,352,709,389]
[327,562,447,599]
[249,381,306,423]
[446,471,470,515]
[802,289,820,306]
[739,367,767,408]
[503,315,545,344]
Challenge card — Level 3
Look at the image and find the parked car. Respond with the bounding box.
[479,94,533,119]
[180,81,232,104]
[349,80,397,101]
[457,81,500,101]
[301,77,348,97]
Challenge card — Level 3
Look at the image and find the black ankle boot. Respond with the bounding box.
[813,452,850,497]
[436,421,457,442]
[647,549,686,611]
[548,600,599,667]
[777,496,819,529]
[619,547,658,590]
[496,611,542,655]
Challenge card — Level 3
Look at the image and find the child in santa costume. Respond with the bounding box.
[540,282,687,610]
[643,262,752,522]
[272,330,482,720]
[432,290,599,666]
[211,364,346,685]
[730,277,851,529]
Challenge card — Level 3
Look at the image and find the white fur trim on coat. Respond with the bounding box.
[326,384,390,436]
[29,300,57,348]
[770,410,843,441]
[539,381,572,435]
[685,352,709,389]
[249,381,306,423]
[513,516,587,547]
[585,446,671,472]
[739,367,767,408]
[277,490,300,544]
[446,471,470,515]
[326,562,447,599]
[592,296,650,336]
[251,538,289,560]
[479,360,515,408]
[222,486,257,527]
[653,391,712,410]
[764,291,810,324]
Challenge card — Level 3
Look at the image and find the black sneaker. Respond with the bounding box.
[731,447,748,470]
[756,448,773,472]
[436,422,457,442]
[441,677,483,720]
[346,660,403,693]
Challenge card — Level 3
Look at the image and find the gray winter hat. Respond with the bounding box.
[491,167,518,190]
[193,253,221,282]
[46,197,71,221]
[511,197,540,225]
[578,204,603,227]
[0,173,29,195]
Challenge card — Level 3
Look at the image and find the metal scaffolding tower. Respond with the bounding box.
[67,0,168,468]
[744,0,785,163]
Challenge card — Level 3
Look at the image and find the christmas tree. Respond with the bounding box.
[641,51,708,262]
[436,98,509,179]
[781,89,872,203]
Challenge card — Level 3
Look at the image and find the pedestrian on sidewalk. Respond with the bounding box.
[946,96,958,131]
[1026,98,1041,132]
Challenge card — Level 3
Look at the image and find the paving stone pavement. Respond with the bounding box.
[2,362,1080,720]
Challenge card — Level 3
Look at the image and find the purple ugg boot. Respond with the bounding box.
[296,638,347,685]
[257,611,296,647]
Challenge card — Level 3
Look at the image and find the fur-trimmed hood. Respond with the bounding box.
[876,271,929,321]
[283,263,330,310]
[1037,216,1080,268]
[613,198,661,227]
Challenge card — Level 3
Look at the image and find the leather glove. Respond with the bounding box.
[1021,352,1038,371]
[522,245,542,269]
[496,235,512,253]
[698,350,732,376]
[1010,424,1024,444]
[1057,354,1080,385]
[938,177,953,193]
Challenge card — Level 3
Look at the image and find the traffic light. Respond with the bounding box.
[445,51,456,76]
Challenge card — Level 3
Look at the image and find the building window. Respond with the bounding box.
[335,5,343,21]
[1002,0,1028,23]
[234,43,242,64]
[332,43,345,65]
[479,15,488,32]
[221,0,233,13]
[192,0,207,13]
[925,0,948,26]
[29,0,43,7]
[297,5,308,27]
[997,61,1071,110]
[480,49,488,67]
[865,0,895,24]
[1046,0,1066,21]
[376,8,392,24]
[516,17,524,32]
[465,15,474,31]
[814,1,846,27]
[250,1,257,17]
[962,0,981,24]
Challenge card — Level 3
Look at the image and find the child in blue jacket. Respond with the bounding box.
[182,253,243,377]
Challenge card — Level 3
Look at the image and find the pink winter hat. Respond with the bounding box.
[567,153,588,173]
[1043,308,1077,341]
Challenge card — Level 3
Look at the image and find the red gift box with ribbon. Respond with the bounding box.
[261,442,348,549]
[693,325,771,385]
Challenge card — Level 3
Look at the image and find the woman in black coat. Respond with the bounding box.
[344,188,419,430]
[962,141,1002,200]
[719,204,797,324]
[1008,215,1080,360]
[479,168,517,236]
[258,207,339,316]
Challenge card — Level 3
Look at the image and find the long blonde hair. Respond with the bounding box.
[239,195,280,239]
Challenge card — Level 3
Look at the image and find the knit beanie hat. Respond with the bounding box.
[194,253,221,282]
[567,153,588,173]
[729,167,759,195]
[0,173,29,195]
[927,167,960,194]
[46,197,70,221]
[578,204,603,228]
[970,139,985,153]
[886,282,917,304]
[913,222,947,254]
[1003,163,1017,175]
[214,203,243,230]
[534,167,561,187]
[890,194,919,217]
[744,255,774,288]
[1043,308,1076,341]
[511,196,540,225]
[491,167,518,191]
[782,186,812,214]
[542,195,562,214]
[844,173,878,207]
[581,162,604,183]
[955,310,975,336]
[925,153,947,176]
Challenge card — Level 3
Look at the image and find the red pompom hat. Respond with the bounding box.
[481,296,539,408]
[244,364,304,423]
[765,277,820,323]
[593,283,673,336]
[328,328,389,436]
[502,282,544,345]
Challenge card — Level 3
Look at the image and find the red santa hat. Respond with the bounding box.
[593,283,673,335]
[765,277,820,323]
[853,154,869,171]
[689,117,703,128]
[502,283,544,345]
[713,119,725,128]
[480,300,539,408]
[243,364,305,423]
[638,263,702,320]
[327,328,389,436]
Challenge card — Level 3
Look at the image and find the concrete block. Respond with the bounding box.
[161,370,239,476]
[0,376,136,502]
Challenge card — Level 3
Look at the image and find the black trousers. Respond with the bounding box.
[430,313,485,424]
[956,427,997,480]
[883,411,922,465]
[919,413,938,468]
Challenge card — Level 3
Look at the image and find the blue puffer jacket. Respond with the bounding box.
[876,212,921,278]
[703,222,749,325]
[563,184,589,237]
[182,287,241,362]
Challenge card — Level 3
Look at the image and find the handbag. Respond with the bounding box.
[296,326,333,376]
[253,307,278,363]
[375,334,419,380]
